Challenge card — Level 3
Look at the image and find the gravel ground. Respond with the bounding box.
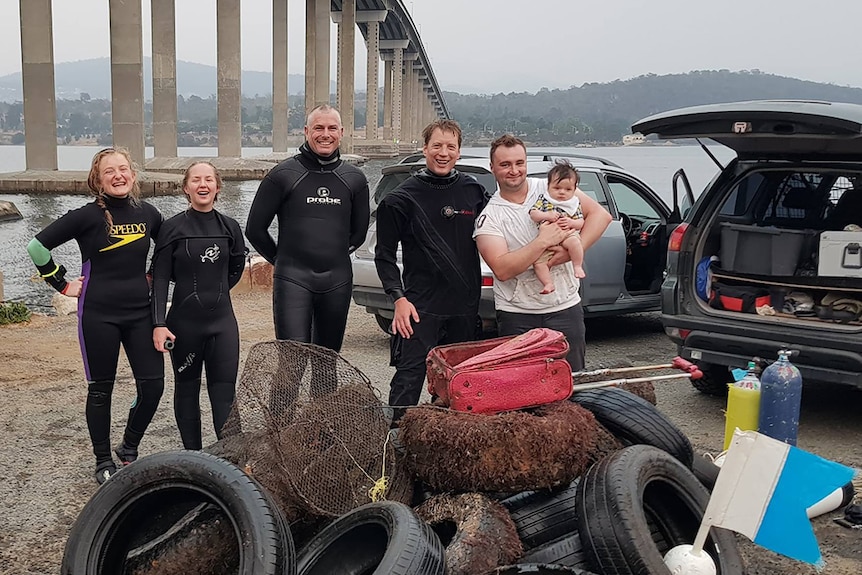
[0,290,860,574]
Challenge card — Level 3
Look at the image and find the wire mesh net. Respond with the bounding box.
[219,340,412,518]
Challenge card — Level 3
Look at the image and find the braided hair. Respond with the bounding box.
[86,147,142,230]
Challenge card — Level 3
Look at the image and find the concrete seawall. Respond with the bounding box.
[0,170,184,196]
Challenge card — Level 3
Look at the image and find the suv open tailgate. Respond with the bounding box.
[632,100,862,160]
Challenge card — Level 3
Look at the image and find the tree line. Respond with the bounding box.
[3,69,862,146]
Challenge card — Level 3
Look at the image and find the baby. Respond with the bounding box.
[529,160,585,294]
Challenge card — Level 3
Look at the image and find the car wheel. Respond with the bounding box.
[375,313,393,334]
[691,362,732,396]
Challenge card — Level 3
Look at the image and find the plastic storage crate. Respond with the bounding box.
[719,222,811,276]
[818,231,862,278]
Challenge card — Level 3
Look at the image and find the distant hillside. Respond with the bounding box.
[4,65,862,145]
[446,69,862,142]
[0,58,334,102]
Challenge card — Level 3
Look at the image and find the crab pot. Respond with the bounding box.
[399,401,599,493]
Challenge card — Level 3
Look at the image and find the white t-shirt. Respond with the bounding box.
[474,177,580,314]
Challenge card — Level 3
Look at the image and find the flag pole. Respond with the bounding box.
[690,520,712,556]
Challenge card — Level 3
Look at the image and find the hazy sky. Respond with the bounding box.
[1,0,861,94]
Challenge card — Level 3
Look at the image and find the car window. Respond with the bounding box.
[718,172,764,217]
[606,176,661,219]
[373,173,411,205]
[467,172,497,195]
[373,169,496,206]
[827,175,857,206]
[576,172,608,207]
[759,172,829,226]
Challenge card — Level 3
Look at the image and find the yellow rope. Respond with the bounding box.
[368,430,393,502]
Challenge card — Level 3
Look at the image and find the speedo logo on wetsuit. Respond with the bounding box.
[99,222,148,252]
[306,187,342,205]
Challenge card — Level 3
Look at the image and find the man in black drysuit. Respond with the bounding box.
[375,119,489,423]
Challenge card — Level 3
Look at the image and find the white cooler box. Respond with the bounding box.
[818,231,862,278]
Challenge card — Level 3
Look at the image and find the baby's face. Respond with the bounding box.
[548,177,576,202]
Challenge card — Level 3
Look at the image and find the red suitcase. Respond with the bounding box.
[426,328,573,414]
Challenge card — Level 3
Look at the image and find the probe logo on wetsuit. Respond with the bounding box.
[307,187,342,205]
[441,206,475,219]
[200,244,221,263]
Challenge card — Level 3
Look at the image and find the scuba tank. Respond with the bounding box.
[723,361,761,450]
[758,349,803,446]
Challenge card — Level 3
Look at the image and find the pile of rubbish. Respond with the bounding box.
[61,331,836,575]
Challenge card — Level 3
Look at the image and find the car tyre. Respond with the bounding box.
[296,501,445,574]
[691,362,732,396]
[375,313,393,335]
[576,445,744,575]
[493,566,598,575]
[61,450,295,575]
[518,534,591,569]
[501,479,580,551]
[691,454,721,492]
[570,387,693,467]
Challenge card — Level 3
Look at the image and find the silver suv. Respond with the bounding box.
[634,100,862,394]
[351,154,687,333]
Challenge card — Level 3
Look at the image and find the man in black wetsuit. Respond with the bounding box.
[245,104,370,352]
[375,119,489,422]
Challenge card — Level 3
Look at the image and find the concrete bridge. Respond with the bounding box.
[16,0,450,175]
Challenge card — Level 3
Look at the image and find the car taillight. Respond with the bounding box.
[664,327,691,340]
[668,223,689,252]
[481,276,494,287]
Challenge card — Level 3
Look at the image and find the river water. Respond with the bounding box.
[0,143,736,310]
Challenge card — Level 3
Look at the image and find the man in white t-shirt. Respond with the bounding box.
[473,134,612,370]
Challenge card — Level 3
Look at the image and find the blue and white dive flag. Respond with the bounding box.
[703,430,855,566]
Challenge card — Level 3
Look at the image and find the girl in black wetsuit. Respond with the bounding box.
[27,147,164,485]
[151,162,247,450]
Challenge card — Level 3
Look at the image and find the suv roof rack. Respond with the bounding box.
[397,151,622,169]
[528,152,622,169]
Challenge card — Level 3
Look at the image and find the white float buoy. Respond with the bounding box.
[663,544,717,575]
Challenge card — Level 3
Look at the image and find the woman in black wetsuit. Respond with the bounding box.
[151,162,247,450]
[27,147,164,485]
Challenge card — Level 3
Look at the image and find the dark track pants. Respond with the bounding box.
[496,303,586,371]
[387,312,479,420]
